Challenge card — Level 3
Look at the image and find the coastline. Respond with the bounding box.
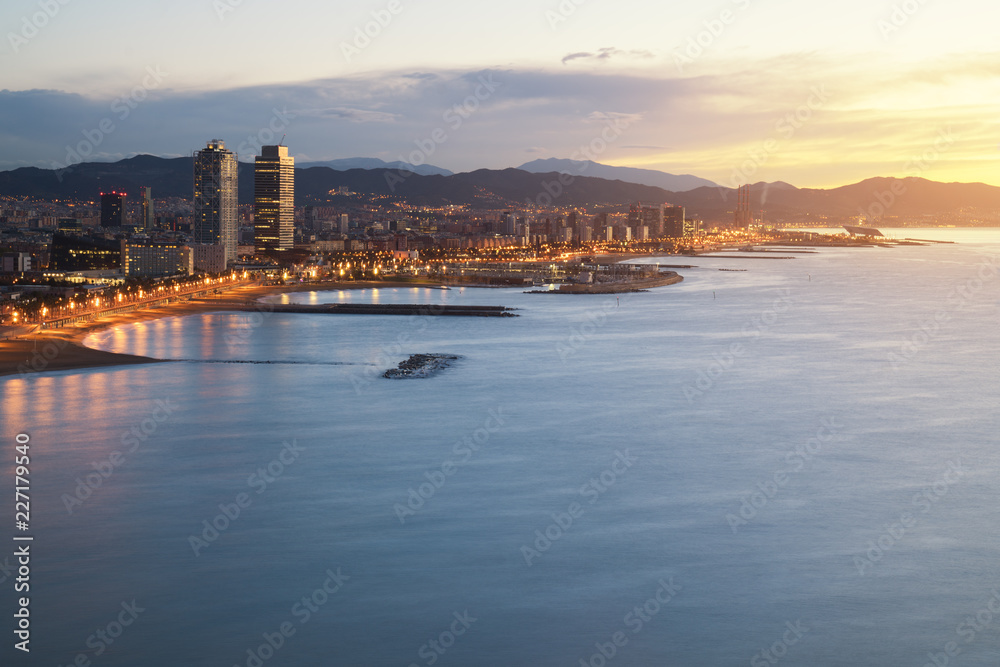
[0,280,405,379]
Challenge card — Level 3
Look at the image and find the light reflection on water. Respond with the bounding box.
[2,230,999,666]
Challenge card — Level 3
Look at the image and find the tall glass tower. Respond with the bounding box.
[140,186,154,230]
[254,145,294,253]
[100,191,126,228]
[193,140,238,263]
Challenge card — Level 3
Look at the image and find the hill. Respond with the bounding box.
[517,158,717,192]
[1,156,998,224]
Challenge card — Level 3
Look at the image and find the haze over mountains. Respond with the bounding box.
[1,155,997,225]
[517,158,718,192]
[295,158,453,177]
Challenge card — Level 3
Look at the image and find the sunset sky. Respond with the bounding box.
[1,0,997,188]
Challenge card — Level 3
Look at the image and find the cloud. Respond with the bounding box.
[316,107,400,123]
[561,52,593,65]
[586,111,644,125]
[1,54,999,187]
[562,48,656,66]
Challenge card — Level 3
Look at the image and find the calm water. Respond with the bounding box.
[2,229,999,666]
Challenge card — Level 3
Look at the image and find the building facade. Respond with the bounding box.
[254,145,294,253]
[100,191,126,228]
[642,205,663,237]
[193,140,238,263]
[140,186,155,230]
[50,233,121,271]
[663,205,685,238]
[122,241,193,278]
[191,244,227,274]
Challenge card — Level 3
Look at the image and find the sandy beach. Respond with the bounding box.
[0,280,384,379]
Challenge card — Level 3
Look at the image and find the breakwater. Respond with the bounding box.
[243,304,517,317]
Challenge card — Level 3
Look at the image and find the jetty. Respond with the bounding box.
[241,303,517,317]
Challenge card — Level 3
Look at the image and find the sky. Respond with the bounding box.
[1,0,998,188]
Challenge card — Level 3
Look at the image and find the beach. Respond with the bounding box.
[0,280,365,378]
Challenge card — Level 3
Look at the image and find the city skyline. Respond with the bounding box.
[1,1,998,188]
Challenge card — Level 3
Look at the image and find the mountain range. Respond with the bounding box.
[517,158,717,192]
[1,156,998,224]
[296,158,453,177]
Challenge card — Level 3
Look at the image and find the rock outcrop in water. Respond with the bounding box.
[383,354,461,379]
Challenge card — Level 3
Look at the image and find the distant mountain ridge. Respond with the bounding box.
[297,158,453,177]
[0,156,998,224]
[517,158,718,192]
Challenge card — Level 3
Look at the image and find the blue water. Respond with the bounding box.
[2,229,999,666]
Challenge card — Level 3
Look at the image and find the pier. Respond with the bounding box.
[246,303,517,317]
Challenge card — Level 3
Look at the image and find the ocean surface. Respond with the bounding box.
[2,228,999,666]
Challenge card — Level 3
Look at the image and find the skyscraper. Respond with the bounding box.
[640,204,664,237]
[663,205,685,238]
[254,145,294,253]
[193,139,238,263]
[100,191,126,228]
[140,186,155,230]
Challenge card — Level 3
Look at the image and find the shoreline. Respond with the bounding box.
[0,280,418,379]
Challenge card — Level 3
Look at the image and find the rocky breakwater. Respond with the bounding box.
[383,354,461,379]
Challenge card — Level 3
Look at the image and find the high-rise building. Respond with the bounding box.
[683,217,699,238]
[100,191,126,228]
[140,187,155,230]
[338,214,349,235]
[640,204,664,237]
[501,212,516,236]
[193,139,238,263]
[254,145,294,253]
[663,205,685,238]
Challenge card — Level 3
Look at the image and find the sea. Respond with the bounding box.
[2,228,999,666]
